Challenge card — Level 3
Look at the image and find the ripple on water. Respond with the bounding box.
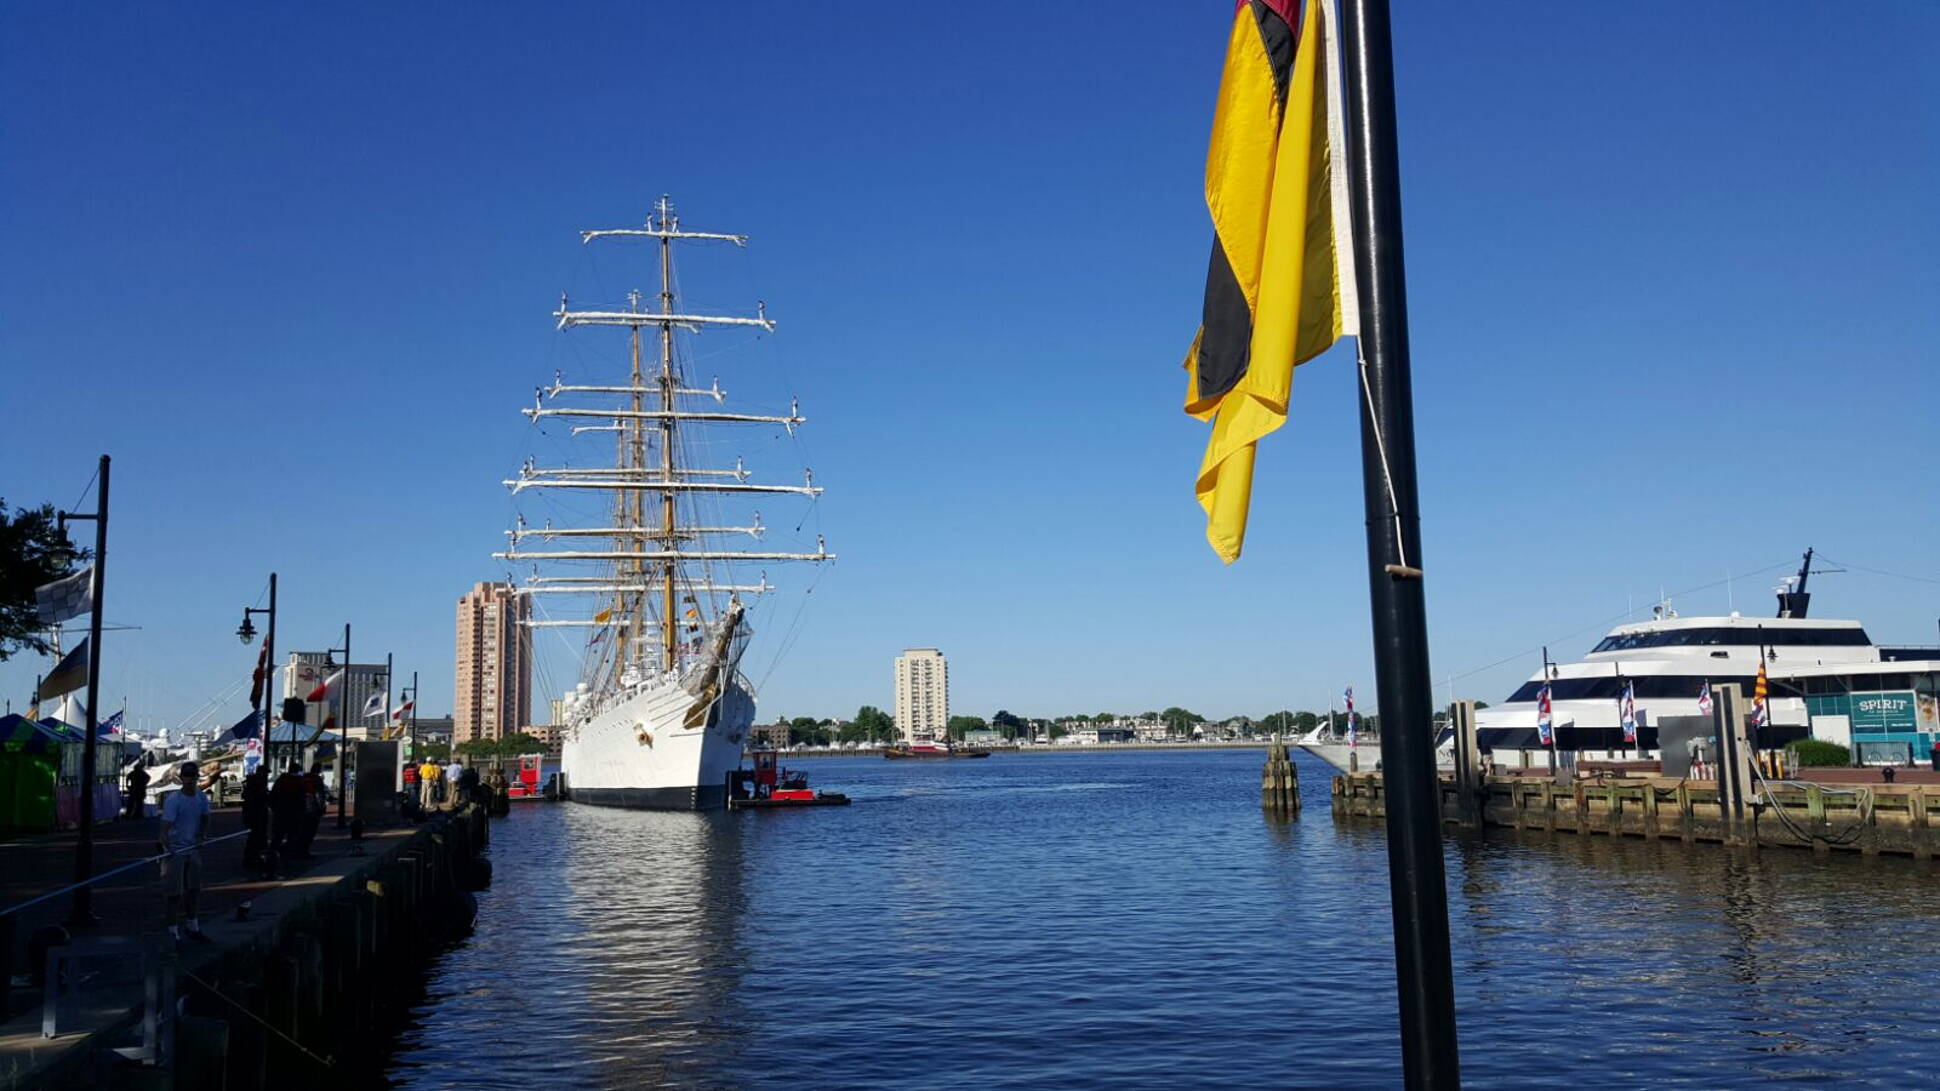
[384,751,1940,1089]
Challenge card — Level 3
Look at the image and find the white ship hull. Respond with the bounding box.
[560,674,755,811]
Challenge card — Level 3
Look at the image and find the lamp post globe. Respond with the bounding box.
[238,615,258,645]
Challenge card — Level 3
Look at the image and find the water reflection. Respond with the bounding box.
[391,751,1940,1089]
[387,806,752,1088]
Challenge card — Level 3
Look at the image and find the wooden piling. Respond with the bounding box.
[1261,739,1301,815]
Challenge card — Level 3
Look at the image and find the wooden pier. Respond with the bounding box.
[1332,770,1936,859]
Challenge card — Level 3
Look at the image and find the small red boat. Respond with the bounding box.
[730,750,851,809]
[507,754,545,800]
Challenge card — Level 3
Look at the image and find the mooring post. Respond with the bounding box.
[1710,683,1754,845]
[1260,738,1301,814]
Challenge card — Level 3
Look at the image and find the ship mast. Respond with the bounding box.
[500,195,833,690]
[656,197,678,673]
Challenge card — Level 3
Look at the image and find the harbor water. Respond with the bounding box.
[382,749,1940,1088]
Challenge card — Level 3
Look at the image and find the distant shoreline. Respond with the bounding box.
[772,741,1277,758]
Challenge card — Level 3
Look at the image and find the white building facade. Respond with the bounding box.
[894,648,949,742]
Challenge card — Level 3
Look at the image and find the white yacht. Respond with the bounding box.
[1474,550,1939,763]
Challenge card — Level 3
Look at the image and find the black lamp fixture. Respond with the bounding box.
[237,613,258,645]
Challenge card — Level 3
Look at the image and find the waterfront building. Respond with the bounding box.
[283,653,389,741]
[894,648,949,742]
[413,716,454,746]
[454,582,532,746]
[522,723,562,755]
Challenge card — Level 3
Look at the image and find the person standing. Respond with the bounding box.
[295,761,327,858]
[270,763,306,858]
[124,761,150,820]
[418,758,440,810]
[445,757,463,805]
[240,767,270,870]
[457,762,480,809]
[159,761,213,945]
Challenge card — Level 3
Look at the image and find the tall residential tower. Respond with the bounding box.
[454,581,532,746]
[894,648,949,741]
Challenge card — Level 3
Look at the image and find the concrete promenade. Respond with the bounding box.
[1,799,483,1089]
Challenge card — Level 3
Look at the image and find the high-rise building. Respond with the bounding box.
[455,581,532,746]
[282,653,390,741]
[894,648,949,741]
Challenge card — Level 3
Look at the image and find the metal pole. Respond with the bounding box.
[265,573,278,775]
[337,624,350,828]
[1339,3,1460,1085]
[410,670,419,757]
[71,455,111,924]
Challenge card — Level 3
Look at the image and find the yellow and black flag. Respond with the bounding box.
[1184,0,1356,562]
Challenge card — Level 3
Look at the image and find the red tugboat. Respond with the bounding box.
[729,750,851,809]
[506,754,546,800]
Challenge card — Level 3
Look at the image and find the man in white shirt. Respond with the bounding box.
[445,758,463,805]
[159,761,214,944]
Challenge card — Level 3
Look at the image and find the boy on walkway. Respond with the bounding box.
[159,761,213,945]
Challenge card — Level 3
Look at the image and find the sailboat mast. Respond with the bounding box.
[625,290,645,672]
[657,196,679,673]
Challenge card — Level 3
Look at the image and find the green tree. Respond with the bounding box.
[990,710,1025,741]
[1139,711,1159,722]
[853,705,896,745]
[1292,710,1320,732]
[0,499,89,661]
[501,732,548,756]
[1094,712,1116,724]
[1260,710,1297,734]
[946,715,987,742]
[414,741,452,762]
[1159,707,1204,735]
[455,738,499,761]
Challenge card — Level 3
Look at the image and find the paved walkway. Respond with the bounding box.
[0,799,444,1022]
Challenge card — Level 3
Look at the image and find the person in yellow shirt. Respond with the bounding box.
[418,759,442,810]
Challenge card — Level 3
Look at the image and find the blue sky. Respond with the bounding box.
[4,2,1936,734]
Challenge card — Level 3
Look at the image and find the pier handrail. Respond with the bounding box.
[0,830,248,922]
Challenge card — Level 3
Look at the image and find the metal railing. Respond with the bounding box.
[0,830,247,1015]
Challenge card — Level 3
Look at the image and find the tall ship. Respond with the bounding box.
[496,196,832,810]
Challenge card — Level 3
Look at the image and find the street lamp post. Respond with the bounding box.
[322,624,351,829]
[237,573,277,771]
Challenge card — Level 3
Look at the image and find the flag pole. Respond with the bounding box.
[67,454,110,925]
[1337,2,1460,1085]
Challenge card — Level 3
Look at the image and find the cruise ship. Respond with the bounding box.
[1475,551,1940,763]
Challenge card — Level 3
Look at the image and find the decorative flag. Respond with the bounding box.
[1183,0,1358,563]
[362,692,388,719]
[305,670,344,703]
[1536,681,1554,746]
[230,709,262,740]
[1751,659,1769,732]
[1697,680,1714,718]
[99,710,124,736]
[34,566,95,625]
[248,644,271,705]
[1343,685,1357,749]
[1620,681,1637,744]
[593,608,614,624]
[35,638,90,701]
[390,698,415,722]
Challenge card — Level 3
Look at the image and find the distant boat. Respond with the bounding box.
[883,740,990,760]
